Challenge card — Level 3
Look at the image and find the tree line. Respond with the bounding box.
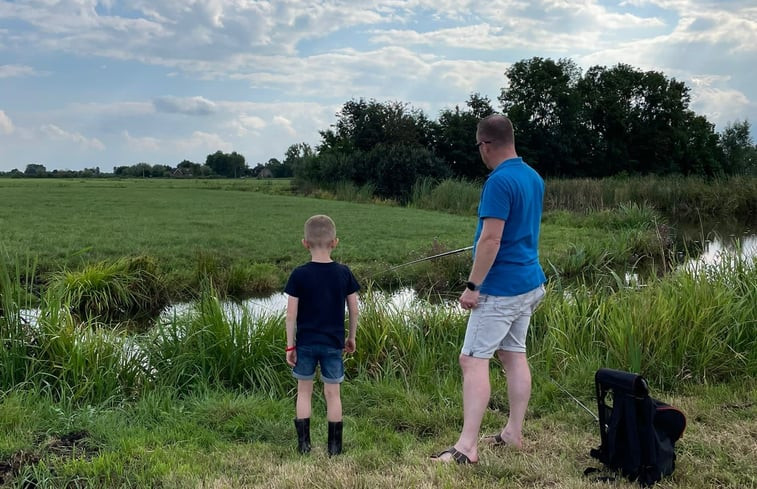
[3,57,755,198]
[292,57,755,201]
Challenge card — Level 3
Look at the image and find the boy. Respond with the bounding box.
[284,214,359,456]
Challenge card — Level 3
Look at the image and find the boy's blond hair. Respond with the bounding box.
[304,215,336,248]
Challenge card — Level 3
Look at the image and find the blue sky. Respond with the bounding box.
[1,0,755,172]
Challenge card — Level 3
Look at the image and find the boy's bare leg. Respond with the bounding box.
[494,350,531,449]
[296,380,314,419]
[323,383,342,422]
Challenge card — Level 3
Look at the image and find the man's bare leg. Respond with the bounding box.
[432,355,490,462]
[493,350,531,449]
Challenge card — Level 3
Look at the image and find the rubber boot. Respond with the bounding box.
[294,418,311,454]
[327,421,343,456]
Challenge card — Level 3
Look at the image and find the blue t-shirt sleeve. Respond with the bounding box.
[479,176,511,221]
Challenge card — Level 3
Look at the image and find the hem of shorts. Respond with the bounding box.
[461,350,495,359]
[292,372,315,381]
[321,376,344,384]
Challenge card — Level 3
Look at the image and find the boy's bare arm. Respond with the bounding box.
[344,292,359,353]
[285,295,298,366]
[346,292,358,340]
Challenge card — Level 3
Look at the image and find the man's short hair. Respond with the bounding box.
[477,114,515,148]
[304,215,336,247]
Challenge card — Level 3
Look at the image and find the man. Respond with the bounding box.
[432,114,547,464]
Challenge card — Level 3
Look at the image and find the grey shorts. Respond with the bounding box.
[461,284,546,358]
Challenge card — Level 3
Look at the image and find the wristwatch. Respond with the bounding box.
[465,281,480,291]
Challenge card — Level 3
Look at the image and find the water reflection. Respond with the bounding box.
[161,287,438,321]
[682,234,756,273]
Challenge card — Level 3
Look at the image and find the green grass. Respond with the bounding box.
[0,179,473,295]
[0,380,754,488]
[0,179,671,304]
[1,204,756,487]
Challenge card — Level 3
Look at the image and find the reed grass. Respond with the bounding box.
[544,175,757,218]
[49,256,167,325]
[410,177,480,215]
[535,255,757,388]
[147,289,290,397]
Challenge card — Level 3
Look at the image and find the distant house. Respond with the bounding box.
[172,168,186,177]
[258,168,273,179]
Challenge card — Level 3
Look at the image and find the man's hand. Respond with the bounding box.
[459,288,479,310]
[344,337,356,353]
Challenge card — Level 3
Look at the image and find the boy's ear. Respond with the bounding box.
[301,239,310,249]
[331,237,339,248]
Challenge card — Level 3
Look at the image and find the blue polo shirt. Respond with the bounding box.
[473,157,546,296]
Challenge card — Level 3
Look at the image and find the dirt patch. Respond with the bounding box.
[0,430,97,485]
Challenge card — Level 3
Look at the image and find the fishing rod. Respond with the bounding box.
[377,245,474,275]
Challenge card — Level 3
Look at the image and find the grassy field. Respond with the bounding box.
[0,178,667,300]
[0,272,755,488]
[1,178,754,488]
[0,380,754,488]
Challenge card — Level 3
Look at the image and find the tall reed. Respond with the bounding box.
[544,175,757,218]
[0,253,36,389]
[533,255,757,388]
[409,177,480,215]
[146,288,290,396]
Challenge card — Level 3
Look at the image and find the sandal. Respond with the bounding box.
[481,433,506,446]
[430,446,477,464]
[481,433,522,449]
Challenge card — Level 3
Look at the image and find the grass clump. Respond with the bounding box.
[49,255,167,325]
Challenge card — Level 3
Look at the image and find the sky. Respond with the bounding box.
[0,0,755,172]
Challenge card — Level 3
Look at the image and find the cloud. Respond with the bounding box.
[124,129,232,154]
[690,87,753,129]
[273,115,296,137]
[40,124,105,150]
[230,115,267,136]
[0,64,37,78]
[0,110,14,134]
[153,96,217,115]
[123,130,161,151]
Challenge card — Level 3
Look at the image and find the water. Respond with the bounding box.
[682,234,757,273]
[160,287,440,322]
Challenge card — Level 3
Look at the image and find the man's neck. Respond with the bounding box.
[488,149,518,170]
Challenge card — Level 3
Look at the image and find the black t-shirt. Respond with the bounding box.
[284,261,360,349]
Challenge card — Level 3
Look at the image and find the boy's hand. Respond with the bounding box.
[344,338,356,353]
[286,350,297,367]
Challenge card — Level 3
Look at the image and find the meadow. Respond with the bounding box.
[0,178,671,302]
[1,178,755,488]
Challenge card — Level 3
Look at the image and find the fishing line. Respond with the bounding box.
[374,245,473,277]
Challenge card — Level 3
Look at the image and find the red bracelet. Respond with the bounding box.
[285,346,296,352]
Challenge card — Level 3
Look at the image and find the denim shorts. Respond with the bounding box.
[292,344,345,384]
[461,284,545,358]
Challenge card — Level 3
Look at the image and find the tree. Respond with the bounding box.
[499,57,583,176]
[433,93,495,180]
[318,99,435,155]
[720,120,756,175]
[24,163,47,177]
[177,159,208,177]
[205,150,247,178]
[576,63,721,176]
